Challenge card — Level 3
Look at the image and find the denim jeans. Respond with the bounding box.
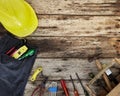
[0,34,37,96]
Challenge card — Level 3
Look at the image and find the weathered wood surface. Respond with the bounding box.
[30,15,120,37]
[25,81,107,96]
[0,0,120,96]
[27,36,117,58]
[30,58,98,80]
[24,58,119,96]
[1,15,120,37]
[29,58,120,80]
[25,81,88,96]
[27,0,120,15]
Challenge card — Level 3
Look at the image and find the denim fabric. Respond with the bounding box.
[0,34,37,96]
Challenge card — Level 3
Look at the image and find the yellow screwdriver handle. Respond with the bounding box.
[30,66,43,82]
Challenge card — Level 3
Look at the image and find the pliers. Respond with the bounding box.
[31,77,48,96]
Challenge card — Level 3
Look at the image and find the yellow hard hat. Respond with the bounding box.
[0,0,38,37]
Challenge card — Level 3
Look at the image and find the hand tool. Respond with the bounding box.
[89,72,109,92]
[95,60,112,90]
[6,46,16,55]
[60,79,69,96]
[70,75,79,96]
[76,73,89,96]
[31,76,48,96]
[102,64,119,85]
[12,45,28,59]
[105,69,119,85]
[86,59,120,96]
[18,49,35,60]
[85,84,96,96]
[6,40,25,56]
[48,82,58,96]
[30,66,43,82]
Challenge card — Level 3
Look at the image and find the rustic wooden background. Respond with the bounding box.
[1,0,120,96]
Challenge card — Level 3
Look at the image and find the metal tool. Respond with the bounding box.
[31,76,48,96]
[60,79,69,96]
[48,82,58,96]
[70,75,79,96]
[18,49,35,60]
[76,73,90,96]
[30,66,43,82]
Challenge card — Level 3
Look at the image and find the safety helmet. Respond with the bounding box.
[0,0,38,37]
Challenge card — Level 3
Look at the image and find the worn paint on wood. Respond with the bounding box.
[31,15,120,37]
[27,36,117,58]
[25,58,120,96]
[30,58,120,80]
[27,0,120,15]
[0,0,120,96]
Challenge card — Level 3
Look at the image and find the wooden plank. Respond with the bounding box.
[31,58,97,80]
[107,83,120,96]
[24,80,105,96]
[27,36,117,58]
[26,0,120,15]
[29,58,117,80]
[24,58,114,96]
[24,81,88,96]
[31,15,120,37]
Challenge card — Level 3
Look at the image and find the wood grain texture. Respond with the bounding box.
[0,0,118,96]
[26,0,120,15]
[24,81,88,96]
[27,36,117,58]
[31,15,120,37]
[30,58,98,80]
[25,80,106,96]
[24,58,116,96]
[29,58,120,80]
[107,83,120,96]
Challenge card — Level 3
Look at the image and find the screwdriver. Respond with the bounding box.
[70,75,79,96]
[18,49,35,60]
[60,79,69,96]
[76,73,90,96]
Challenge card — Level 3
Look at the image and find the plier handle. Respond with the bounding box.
[31,77,48,96]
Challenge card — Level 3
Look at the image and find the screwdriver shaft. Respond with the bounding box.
[70,75,79,96]
[76,73,89,96]
[70,75,76,90]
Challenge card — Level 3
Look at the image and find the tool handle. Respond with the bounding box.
[85,85,96,96]
[74,90,79,96]
[60,80,69,96]
[95,60,112,91]
[30,66,43,82]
